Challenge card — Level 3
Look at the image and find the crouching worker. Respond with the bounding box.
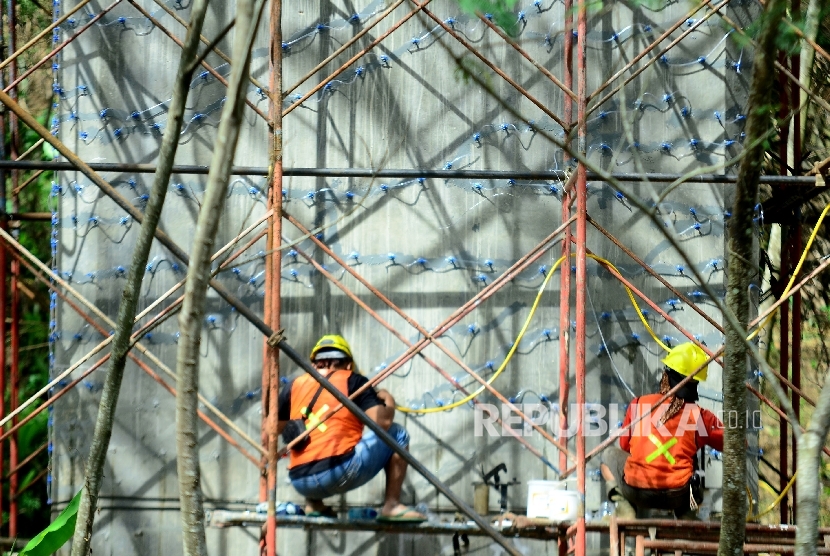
[277,335,426,522]
[601,342,723,520]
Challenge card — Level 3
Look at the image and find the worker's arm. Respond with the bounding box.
[619,399,636,452]
[365,389,395,431]
[347,374,392,430]
[696,407,724,451]
[276,381,292,439]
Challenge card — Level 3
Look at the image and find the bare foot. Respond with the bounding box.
[380,503,426,519]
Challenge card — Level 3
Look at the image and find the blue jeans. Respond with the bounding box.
[291,423,409,500]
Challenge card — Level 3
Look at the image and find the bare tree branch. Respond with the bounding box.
[719,0,787,553]
[799,0,828,126]
[174,0,261,552]
[69,1,210,553]
[796,363,830,556]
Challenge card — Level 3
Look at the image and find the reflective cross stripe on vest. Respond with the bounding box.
[645,433,677,465]
[303,404,330,433]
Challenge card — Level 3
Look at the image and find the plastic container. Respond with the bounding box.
[347,507,377,520]
[276,502,305,516]
[600,501,614,518]
[527,480,583,520]
[527,480,565,517]
[473,482,490,515]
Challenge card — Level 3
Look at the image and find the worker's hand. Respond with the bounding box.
[377,389,396,408]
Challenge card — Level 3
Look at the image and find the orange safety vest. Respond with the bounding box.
[287,371,364,470]
[624,393,701,490]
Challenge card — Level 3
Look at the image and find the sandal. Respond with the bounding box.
[306,506,338,518]
[376,506,427,523]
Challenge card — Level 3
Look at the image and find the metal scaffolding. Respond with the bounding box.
[0,0,826,554]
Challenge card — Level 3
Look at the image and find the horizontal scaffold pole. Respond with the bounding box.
[0,160,822,185]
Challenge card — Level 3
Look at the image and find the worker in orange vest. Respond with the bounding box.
[600,342,724,520]
[277,335,426,522]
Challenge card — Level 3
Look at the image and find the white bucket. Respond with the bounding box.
[526,480,582,521]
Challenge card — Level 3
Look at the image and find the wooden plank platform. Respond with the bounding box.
[209,510,830,553]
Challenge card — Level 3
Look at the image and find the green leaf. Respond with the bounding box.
[456,0,520,37]
[18,407,47,456]
[43,143,60,160]
[19,489,82,556]
[454,57,493,90]
[18,469,40,493]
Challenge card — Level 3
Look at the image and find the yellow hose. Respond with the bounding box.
[398,203,829,416]
[739,206,828,520]
[747,472,797,521]
[386,205,824,530]
[399,253,667,413]
[748,203,830,341]
[398,255,567,413]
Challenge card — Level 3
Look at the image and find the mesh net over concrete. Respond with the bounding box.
[48,0,761,553]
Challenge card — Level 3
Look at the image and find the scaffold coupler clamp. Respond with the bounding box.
[267,328,286,348]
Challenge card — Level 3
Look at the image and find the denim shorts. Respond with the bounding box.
[290,423,409,500]
[602,445,701,515]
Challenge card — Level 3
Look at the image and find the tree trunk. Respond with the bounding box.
[69,2,210,554]
[796,4,830,548]
[795,364,830,556]
[719,1,786,555]
[174,0,258,553]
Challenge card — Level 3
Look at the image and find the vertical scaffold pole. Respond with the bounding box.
[777,44,791,522]
[789,0,801,515]
[558,0,573,482]
[575,0,588,553]
[264,0,283,554]
[779,230,790,523]
[0,0,6,532]
[7,0,19,536]
[790,220,802,521]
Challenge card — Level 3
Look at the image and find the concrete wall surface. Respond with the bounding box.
[51,0,760,554]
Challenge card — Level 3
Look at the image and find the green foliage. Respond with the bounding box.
[729,15,799,54]
[730,25,755,49]
[819,5,830,51]
[775,21,802,55]
[19,0,49,21]
[18,490,82,556]
[583,0,604,15]
[18,469,41,496]
[456,0,520,36]
[17,407,47,457]
[2,109,54,538]
[729,5,802,54]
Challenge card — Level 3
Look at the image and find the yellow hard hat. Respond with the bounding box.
[310,334,353,362]
[661,342,708,381]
